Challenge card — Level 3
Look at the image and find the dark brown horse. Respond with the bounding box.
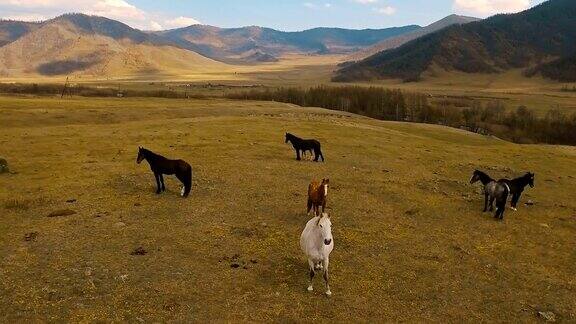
[285,133,325,162]
[136,147,192,197]
[307,179,329,216]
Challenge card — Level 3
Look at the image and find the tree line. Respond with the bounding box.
[226,86,576,146]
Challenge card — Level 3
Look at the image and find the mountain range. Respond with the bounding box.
[1,0,574,82]
[0,14,227,78]
[0,14,420,77]
[334,0,576,82]
[156,24,420,63]
[347,14,479,62]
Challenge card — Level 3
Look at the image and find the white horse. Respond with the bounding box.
[300,212,334,296]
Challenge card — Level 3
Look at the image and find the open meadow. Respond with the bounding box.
[1,95,575,322]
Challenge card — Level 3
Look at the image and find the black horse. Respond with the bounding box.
[470,170,509,219]
[136,147,193,197]
[499,172,535,211]
[285,133,325,162]
[470,170,497,212]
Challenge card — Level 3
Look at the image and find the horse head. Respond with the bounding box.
[470,170,481,184]
[136,147,145,164]
[526,172,535,188]
[285,132,291,143]
[321,178,330,196]
[316,213,333,246]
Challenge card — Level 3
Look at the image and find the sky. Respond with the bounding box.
[0,0,547,31]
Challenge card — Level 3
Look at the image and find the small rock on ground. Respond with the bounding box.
[537,311,556,322]
[130,247,147,256]
[24,232,38,241]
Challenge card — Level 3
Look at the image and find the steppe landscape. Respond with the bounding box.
[1,0,575,322]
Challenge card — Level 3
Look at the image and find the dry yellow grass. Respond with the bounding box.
[1,95,575,322]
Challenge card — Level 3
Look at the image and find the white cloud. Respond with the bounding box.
[352,0,379,4]
[1,13,47,21]
[375,5,396,15]
[303,2,333,10]
[0,0,202,30]
[453,0,531,16]
[162,16,201,29]
[149,20,163,31]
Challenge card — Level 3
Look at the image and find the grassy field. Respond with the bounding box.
[1,95,575,322]
[2,53,576,117]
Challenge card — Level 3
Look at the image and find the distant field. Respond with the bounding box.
[1,54,575,116]
[1,95,575,322]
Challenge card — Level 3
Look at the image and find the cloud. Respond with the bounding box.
[350,0,395,16]
[149,21,163,31]
[453,0,531,16]
[374,5,396,15]
[352,0,379,4]
[0,0,202,30]
[162,16,202,29]
[1,13,47,21]
[303,2,333,10]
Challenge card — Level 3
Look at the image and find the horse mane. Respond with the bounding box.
[474,170,494,184]
[286,133,300,140]
[510,172,533,185]
[141,148,165,162]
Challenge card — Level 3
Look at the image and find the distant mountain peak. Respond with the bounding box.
[335,0,576,82]
[346,14,480,62]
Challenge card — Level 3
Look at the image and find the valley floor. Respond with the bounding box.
[2,54,576,117]
[0,96,575,322]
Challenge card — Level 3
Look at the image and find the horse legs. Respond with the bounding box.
[483,193,489,212]
[489,196,495,212]
[159,174,166,192]
[154,173,161,194]
[495,198,506,220]
[314,148,324,162]
[176,167,192,198]
[510,193,520,211]
[323,258,331,296]
[307,199,313,215]
[296,149,301,161]
[307,259,315,292]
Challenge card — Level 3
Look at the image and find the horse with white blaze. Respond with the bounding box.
[300,212,334,296]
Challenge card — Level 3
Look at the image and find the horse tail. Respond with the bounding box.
[182,165,193,197]
[313,142,324,162]
[495,182,510,218]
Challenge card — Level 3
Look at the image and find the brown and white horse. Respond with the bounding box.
[307,179,329,216]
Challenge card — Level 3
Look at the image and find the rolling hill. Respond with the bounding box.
[347,15,479,62]
[0,13,423,76]
[0,20,39,47]
[334,0,576,82]
[1,95,575,321]
[0,14,225,78]
[157,24,421,63]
